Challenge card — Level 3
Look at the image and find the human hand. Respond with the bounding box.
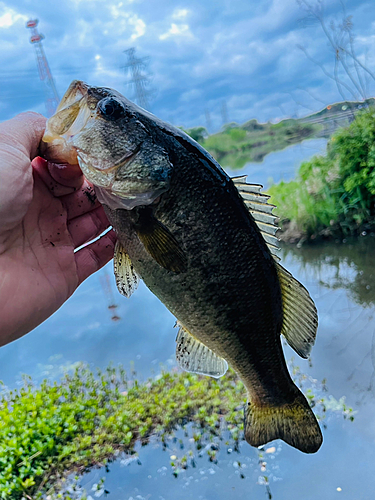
[0,112,116,346]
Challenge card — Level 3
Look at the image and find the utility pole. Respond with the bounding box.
[26,19,59,117]
[122,47,153,110]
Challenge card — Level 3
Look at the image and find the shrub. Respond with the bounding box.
[269,110,375,239]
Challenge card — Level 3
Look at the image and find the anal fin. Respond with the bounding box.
[175,323,228,378]
[114,240,140,298]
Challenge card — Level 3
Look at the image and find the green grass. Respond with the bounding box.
[269,110,375,242]
[0,362,353,499]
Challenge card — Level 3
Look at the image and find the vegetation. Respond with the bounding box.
[0,362,353,499]
[269,110,375,242]
[184,119,320,170]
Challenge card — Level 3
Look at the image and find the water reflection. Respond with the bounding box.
[282,235,375,307]
[99,267,121,321]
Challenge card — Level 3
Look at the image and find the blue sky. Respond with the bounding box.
[1,0,375,131]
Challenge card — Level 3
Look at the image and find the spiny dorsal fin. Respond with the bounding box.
[114,240,140,298]
[232,175,280,260]
[276,263,318,359]
[175,323,228,378]
[232,176,318,358]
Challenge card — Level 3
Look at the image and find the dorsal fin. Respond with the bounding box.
[232,176,318,358]
[232,175,280,260]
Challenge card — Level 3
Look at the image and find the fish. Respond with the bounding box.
[42,80,323,454]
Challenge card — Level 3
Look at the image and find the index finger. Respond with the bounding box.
[48,161,83,189]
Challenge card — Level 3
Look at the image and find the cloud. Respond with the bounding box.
[0,0,374,130]
[180,88,203,102]
[172,8,189,19]
[129,15,146,39]
[0,4,27,28]
[159,23,194,41]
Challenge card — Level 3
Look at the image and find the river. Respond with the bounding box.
[2,137,375,499]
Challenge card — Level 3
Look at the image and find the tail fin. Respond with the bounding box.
[244,390,323,454]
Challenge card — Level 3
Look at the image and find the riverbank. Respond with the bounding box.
[185,119,321,170]
[269,110,375,244]
[184,98,375,172]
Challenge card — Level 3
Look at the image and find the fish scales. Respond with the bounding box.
[42,80,323,454]
[106,141,287,399]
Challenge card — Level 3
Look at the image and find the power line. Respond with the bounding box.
[26,19,59,117]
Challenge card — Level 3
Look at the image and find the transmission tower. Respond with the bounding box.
[123,47,154,110]
[205,108,212,132]
[26,19,59,117]
[221,100,229,125]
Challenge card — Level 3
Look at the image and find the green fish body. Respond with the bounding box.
[42,81,323,453]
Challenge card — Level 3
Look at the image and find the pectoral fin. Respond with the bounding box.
[114,240,140,298]
[277,263,318,358]
[175,323,228,378]
[136,215,187,273]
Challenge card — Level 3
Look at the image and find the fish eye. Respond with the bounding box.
[98,97,125,121]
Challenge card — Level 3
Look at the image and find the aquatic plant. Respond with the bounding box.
[0,364,353,499]
[269,110,375,241]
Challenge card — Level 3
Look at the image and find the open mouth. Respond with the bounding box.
[42,81,91,145]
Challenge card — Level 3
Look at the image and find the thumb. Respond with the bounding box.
[0,112,46,161]
[0,112,46,233]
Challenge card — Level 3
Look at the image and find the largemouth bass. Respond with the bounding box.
[42,81,322,453]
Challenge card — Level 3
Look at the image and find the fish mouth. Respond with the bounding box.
[43,81,91,140]
[42,81,159,209]
[42,80,139,176]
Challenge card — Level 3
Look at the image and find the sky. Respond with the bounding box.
[1,0,375,131]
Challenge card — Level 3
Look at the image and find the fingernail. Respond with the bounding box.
[32,156,47,168]
[48,161,82,180]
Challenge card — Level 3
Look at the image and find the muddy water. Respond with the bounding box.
[1,138,374,499]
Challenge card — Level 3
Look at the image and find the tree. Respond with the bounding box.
[297,0,375,103]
